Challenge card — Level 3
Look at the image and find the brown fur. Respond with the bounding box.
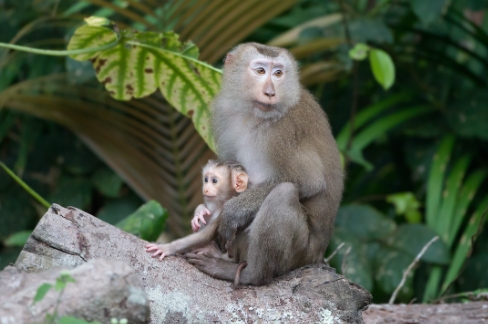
[186,43,344,286]
[145,161,248,260]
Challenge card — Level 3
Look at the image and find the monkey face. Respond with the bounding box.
[202,162,248,201]
[221,44,301,121]
[247,58,285,108]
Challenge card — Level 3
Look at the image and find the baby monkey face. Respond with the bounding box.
[202,162,248,200]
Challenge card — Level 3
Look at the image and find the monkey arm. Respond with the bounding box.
[218,182,276,242]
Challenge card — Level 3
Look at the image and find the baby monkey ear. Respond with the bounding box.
[232,170,248,193]
[224,53,235,65]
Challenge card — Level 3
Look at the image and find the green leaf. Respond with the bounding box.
[442,196,488,293]
[84,16,112,27]
[386,192,421,223]
[465,0,488,11]
[33,283,52,304]
[349,43,370,60]
[336,204,396,241]
[97,198,142,225]
[50,176,92,210]
[91,167,124,198]
[423,266,442,302]
[59,316,102,324]
[448,169,488,247]
[116,200,167,241]
[410,0,448,25]
[0,111,15,143]
[329,229,373,291]
[336,91,414,151]
[387,224,449,265]
[68,20,222,150]
[458,253,488,292]
[369,48,395,90]
[437,155,472,243]
[347,106,432,169]
[349,18,393,44]
[4,230,31,247]
[426,135,455,229]
[374,246,414,298]
[447,93,488,141]
[0,162,50,209]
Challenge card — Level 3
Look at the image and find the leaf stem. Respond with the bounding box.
[0,36,121,57]
[125,40,223,74]
[0,161,50,208]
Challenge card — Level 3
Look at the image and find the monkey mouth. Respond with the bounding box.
[253,101,276,112]
[204,195,216,199]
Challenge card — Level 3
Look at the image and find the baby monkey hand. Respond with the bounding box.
[145,243,175,261]
[191,204,211,232]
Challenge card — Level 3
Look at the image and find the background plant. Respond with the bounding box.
[1,0,487,304]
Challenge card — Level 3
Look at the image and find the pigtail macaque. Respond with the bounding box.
[145,160,248,260]
[185,43,344,286]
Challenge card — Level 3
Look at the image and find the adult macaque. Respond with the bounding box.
[186,43,344,286]
[145,160,248,260]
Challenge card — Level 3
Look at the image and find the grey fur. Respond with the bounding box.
[187,43,344,285]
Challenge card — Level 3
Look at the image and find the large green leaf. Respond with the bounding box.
[68,20,222,150]
[447,93,488,141]
[0,76,215,236]
[443,196,488,293]
[387,224,449,265]
[336,204,396,241]
[329,228,373,291]
[374,246,414,298]
[116,200,167,241]
[426,135,455,229]
[410,0,449,25]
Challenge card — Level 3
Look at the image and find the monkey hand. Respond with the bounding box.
[145,243,175,261]
[191,204,211,232]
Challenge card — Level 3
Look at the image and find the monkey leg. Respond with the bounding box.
[237,182,310,285]
[188,183,310,286]
[190,241,234,261]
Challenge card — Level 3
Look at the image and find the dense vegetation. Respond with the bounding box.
[1,0,487,305]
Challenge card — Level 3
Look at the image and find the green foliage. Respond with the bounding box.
[1,0,488,306]
[336,93,432,170]
[410,0,449,25]
[91,167,124,198]
[58,316,101,324]
[387,224,449,265]
[348,43,396,90]
[68,17,222,151]
[0,161,50,208]
[369,49,395,90]
[116,200,167,241]
[329,204,446,299]
[422,137,487,301]
[33,271,102,324]
[4,230,31,247]
[33,283,53,304]
[386,192,422,223]
[447,92,488,141]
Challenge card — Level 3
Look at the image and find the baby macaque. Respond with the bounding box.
[145,160,248,260]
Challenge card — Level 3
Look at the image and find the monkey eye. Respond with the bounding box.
[212,178,218,184]
[256,67,265,74]
[204,177,208,183]
[274,70,283,77]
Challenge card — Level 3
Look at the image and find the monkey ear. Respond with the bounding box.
[232,171,248,193]
[224,53,234,65]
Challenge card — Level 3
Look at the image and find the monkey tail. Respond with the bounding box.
[233,261,248,289]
